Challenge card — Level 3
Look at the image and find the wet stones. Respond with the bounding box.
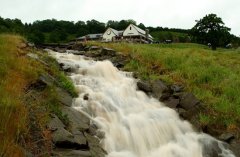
[219,133,235,143]
[179,93,200,110]
[151,80,169,99]
[56,88,73,107]
[137,81,152,93]
[83,93,89,100]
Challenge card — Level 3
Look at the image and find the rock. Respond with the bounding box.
[84,132,107,157]
[27,53,49,66]
[18,42,27,49]
[67,50,85,55]
[47,114,66,131]
[52,149,91,157]
[101,48,116,56]
[62,65,72,72]
[230,141,240,157]
[28,74,56,91]
[52,128,88,149]
[27,53,39,60]
[90,46,101,51]
[83,94,89,100]
[54,47,66,53]
[179,93,200,110]
[56,88,73,107]
[159,92,171,101]
[164,98,179,108]
[27,42,35,47]
[219,133,235,143]
[52,128,75,146]
[170,84,183,93]
[151,80,169,99]
[61,106,90,131]
[96,130,105,139]
[39,74,55,86]
[84,46,90,51]
[73,131,88,146]
[87,123,98,136]
[201,140,222,157]
[177,108,188,119]
[113,61,126,69]
[137,81,152,93]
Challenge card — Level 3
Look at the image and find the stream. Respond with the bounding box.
[49,50,235,157]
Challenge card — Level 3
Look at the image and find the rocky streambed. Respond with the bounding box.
[40,43,240,157]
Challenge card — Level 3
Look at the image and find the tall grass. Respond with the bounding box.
[0,34,39,156]
[92,42,240,133]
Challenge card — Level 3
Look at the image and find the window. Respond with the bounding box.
[130,27,132,30]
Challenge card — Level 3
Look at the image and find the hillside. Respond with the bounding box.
[0,34,79,156]
[91,42,240,136]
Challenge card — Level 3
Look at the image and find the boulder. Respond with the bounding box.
[28,74,56,91]
[101,48,116,56]
[47,114,66,131]
[179,93,200,110]
[151,80,169,99]
[56,88,73,107]
[230,141,240,157]
[177,108,188,119]
[137,81,152,93]
[27,53,39,60]
[39,74,55,86]
[164,98,179,108]
[170,84,183,93]
[90,46,101,51]
[61,106,90,131]
[219,133,235,143]
[52,128,88,149]
[67,50,85,55]
[52,128,75,147]
[159,92,172,101]
[62,65,72,73]
[83,94,89,100]
[84,132,107,157]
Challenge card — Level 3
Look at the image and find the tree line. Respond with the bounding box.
[0,15,240,49]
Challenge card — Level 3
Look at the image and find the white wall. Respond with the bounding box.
[123,24,139,37]
[102,28,116,42]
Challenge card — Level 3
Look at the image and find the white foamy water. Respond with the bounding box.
[49,50,235,157]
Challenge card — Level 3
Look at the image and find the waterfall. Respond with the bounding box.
[49,50,235,157]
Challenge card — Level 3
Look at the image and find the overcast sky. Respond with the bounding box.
[0,0,239,35]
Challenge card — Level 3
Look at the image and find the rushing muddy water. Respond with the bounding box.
[49,50,235,157]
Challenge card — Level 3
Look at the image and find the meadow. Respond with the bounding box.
[92,42,240,133]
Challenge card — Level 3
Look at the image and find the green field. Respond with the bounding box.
[92,42,240,134]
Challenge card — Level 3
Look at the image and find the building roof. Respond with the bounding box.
[106,28,123,36]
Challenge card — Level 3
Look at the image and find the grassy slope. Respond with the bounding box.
[0,34,38,156]
[91,42,240,134]
[0,34,76,156]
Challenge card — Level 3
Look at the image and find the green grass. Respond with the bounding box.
[40,53,78,97]
[91,42,240,133]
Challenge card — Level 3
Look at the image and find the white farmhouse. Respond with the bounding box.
[123,24,153,43]
[102,28,123,42]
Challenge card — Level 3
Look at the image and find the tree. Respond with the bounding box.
[138,23,146,30]
[192,14,231,50]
